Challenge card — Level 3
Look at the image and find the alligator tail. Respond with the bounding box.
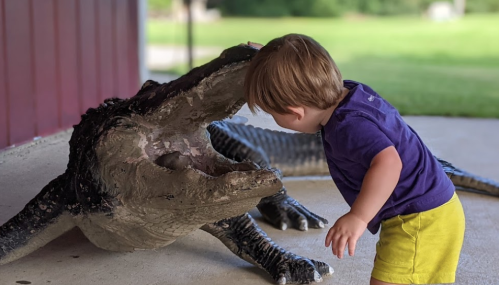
[217,122,329,177]
[217,121,499,197]
[0,174,76,265]
[437,158,499,197]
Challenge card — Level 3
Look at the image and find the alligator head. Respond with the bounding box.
[67,45,282,226]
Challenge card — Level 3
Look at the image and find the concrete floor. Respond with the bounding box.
[1,106,498,285]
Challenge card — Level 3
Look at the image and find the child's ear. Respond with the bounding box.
[287,106,305,120]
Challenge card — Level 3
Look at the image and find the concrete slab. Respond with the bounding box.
[1,108,498,285]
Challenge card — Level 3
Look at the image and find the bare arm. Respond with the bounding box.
[350,146,402,224]
[325,146,402,258]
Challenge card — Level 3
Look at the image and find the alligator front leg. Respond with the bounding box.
[201,213,333,284]
[257,188,328,231]
[208,121,329,231]
[1,174,76,265]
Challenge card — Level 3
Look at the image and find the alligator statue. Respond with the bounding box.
[1,45,498,284]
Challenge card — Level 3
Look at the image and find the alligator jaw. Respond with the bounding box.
[125,45,258,130]
[140,47,259,176]
[146,62,248,131]
[94,46,282,221]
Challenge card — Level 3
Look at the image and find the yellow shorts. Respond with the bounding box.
[372,193,465,284]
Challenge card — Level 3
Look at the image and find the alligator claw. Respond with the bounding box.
[258,189,328,231]
[273,256,333,284]
[280,222,288,231]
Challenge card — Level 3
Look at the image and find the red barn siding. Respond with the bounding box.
[115,0,131,97]
[3,0,36,145]
[0,0,8,148]
[32,0,59,136]
[0,0,140,149]
[97,0,116,103]
[78,0,99,113]
[128,0,140,96]
[56,0,81,127]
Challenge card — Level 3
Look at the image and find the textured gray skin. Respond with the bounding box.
[213,121,499,197]
[1,45,498,284]
[208,121,499,235]
[0,46,333,284]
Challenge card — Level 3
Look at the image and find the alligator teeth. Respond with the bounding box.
[280,222,287,231]
[299,220,308,231]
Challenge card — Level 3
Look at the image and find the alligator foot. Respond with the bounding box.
[271,255,333,284]
[207,122,327,231]
[0,174,77,265]
[256,188,328,231]
[202,213,333,284]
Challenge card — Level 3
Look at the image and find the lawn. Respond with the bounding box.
[148,14,499,118]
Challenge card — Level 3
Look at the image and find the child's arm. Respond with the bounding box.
[325,146,402,259]
[239,41,263,49]
[351,145,402,225]
[247,41,263,49]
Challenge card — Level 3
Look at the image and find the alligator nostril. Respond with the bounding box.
[155,152,194,170]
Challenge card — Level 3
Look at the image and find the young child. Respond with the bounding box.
[243,34,465,285]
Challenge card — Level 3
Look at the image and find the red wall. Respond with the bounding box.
[0,0,140,150]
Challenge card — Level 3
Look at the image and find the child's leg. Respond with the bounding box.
[371,193,465,284]
[370,277,401,285]
[371,256,403,284]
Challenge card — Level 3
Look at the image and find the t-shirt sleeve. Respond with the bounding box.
[332,114,394,168]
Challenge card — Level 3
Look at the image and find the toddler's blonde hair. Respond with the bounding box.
[245,34,344,114]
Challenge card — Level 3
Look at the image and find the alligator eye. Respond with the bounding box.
[155,152,194,170]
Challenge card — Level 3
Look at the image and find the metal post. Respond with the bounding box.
[186,0,193,70]
[454,0,466,17]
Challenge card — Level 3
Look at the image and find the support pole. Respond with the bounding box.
[454,0,466,17]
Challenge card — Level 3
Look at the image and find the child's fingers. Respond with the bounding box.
[333,235,347,259]
[331,234,340,256]
[247,41,264,49]
[324,227,335,247]
[332,237,340,256]
[348,237,357,256]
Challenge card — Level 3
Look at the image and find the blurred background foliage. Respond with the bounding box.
[207,0,499,17]
[146,0,499,118]
[148,0,173,14]
[149,0,499,16]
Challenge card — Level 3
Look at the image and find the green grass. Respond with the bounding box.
[148,15,499,118]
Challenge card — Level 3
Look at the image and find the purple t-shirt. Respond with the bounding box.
[321,80,455,234]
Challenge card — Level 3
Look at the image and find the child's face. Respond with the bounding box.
[267,108,322,134]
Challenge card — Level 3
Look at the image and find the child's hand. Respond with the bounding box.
[239,41,264,50]
[247,41,263,49]
[325,212,367,259]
